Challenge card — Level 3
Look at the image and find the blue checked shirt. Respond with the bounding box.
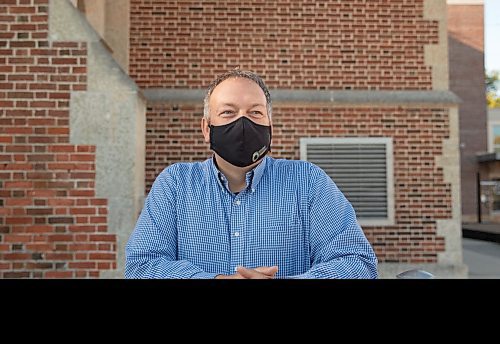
[125,156,378,279]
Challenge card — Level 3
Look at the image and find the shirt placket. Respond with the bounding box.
[229,191,246,273]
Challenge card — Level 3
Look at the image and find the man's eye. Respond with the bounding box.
[250,111,263,117]
[220,110,234,116]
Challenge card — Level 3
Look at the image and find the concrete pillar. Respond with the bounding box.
[69,0,130,72]
[49,0,145,278]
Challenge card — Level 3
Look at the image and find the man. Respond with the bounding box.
[125,70,378,279]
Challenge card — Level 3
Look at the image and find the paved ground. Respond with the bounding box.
[463,237,500,279]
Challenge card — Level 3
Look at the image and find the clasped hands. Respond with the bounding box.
[215,266,278,279]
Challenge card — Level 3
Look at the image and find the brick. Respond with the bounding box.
[0,136,13,143]
[29,190,56,197]
[29,66,55,73]
[69,243,97,251]
[28,136,55,144]
[44,252,74,260]
[47,127,69,135]
[47,217,74,225]
[0,100,14,107]
[3,271,30,278]
[51,42,78,48]
[25,262,53,269]
[8,74,35,82]
[5,217,33,225]
[5,181,32,189]
[9,7,36,14]
[97,262,112,270]
[89,216,106,224]
[45,271,73,278]
[70,172,95,179]
[67,226,96,234]
[76,146,95,153]
[29,100,56,108]
[48,145,75,153]
[27,154,54,162]
[29,83,57,91]
[3,252,31,259]
[89,234,115,242]
[72,67,86,73]
[8,91,33,99]
[8,57,33,64]
[89,252,115,260]
[51,57,77,65]
[70,154,94,162]
[98,243,112,251]
[10,41,36,48]
[22,226,52,233]
[74,271,87,278]
[47,198,74,206]
[69,208,96,215]
[48,93,70,100]
[68,262,96,269]
[26,208,53,215]
[69,190,94,197]
[47,163,75,170]
[90,199,107,206]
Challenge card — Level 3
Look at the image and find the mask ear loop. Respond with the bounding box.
[268,124,273,153]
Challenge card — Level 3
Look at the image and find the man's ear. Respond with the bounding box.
[201,117,210,144]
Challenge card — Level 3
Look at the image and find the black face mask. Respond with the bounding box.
[209,116,272,168]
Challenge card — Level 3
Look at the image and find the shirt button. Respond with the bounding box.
[234,232,240,237]
[234,267,238,272]
[235,200,241,205]
[251,188,255,193]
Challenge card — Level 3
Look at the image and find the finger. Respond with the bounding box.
[254,266,278,276]
[237,266,272,279]
[236,266,257,278]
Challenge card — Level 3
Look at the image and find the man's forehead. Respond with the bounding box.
[212,77,264,95]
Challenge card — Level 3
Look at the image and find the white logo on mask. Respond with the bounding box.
[252,145,268,162]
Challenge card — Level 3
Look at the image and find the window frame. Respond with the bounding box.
[488,120,500,153]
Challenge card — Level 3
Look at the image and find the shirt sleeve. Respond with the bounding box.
[124,166,218,279]
[288,164,378,279]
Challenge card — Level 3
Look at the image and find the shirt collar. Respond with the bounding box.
[209,155,268,193]
[251,155,267,190]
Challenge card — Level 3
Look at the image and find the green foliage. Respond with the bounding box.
[486,70,500,108]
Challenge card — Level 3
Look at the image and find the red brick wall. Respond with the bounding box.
[146,104,449,263]
[134,0,451,264]
[130,0,438,90]
[0,0,116,278]
[145,104,211,188]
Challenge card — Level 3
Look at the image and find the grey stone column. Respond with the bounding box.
[49,0,145,278]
